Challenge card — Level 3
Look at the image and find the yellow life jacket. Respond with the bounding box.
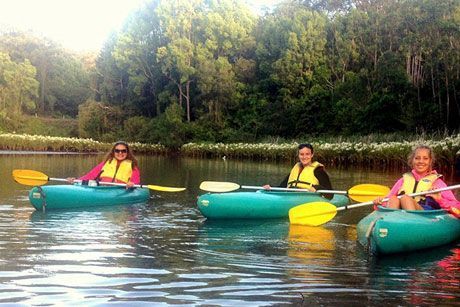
[287,161,323,189]
[99,159,133,183]
[398,172,442,202]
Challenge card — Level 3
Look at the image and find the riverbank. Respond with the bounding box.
[181,136,460,171]
[0,133,166,154]
[1,132,459,173]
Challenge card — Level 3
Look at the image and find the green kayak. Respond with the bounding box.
[357,206,460,255]
[29,184,150,211]
[197,190,349,219]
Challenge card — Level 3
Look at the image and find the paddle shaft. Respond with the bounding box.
[338,184,460,211]
[50,177,147,189]
[13,169,185,192]
[241,185,347,194]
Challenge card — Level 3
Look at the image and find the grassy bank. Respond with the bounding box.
[0,115,79,137]
[0,133,166,154]
[1,132,459,173]
[181,134,460,171]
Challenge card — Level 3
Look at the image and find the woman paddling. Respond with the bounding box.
[264,143,333,199]
[67,141,140,188]
[373,145,460,211]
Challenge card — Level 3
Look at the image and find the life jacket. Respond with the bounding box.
[99,159,133,183]
[398,172,442,202]
[287,161,323,189]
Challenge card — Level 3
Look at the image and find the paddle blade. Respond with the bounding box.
[146,184,186,192]
[289,202,338,226]
[450,207,460,219]
[199,181,240,192]
[348,184,390,203]
[12,169,49,186]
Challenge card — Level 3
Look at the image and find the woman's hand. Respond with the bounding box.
[126,181,135,189]
[262,184,271,190]
[426,192,441,201]
[373,196,383,205]
[67,177,75,183]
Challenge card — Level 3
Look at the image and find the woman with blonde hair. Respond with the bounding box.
[373,145,460,211]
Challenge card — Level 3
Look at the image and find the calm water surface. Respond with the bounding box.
[0,153,459,306]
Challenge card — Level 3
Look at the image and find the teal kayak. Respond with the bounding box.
[197,190,349,219]
[29,184,150,211]
[357,206,460,255]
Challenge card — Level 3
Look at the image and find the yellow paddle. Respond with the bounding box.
[199,181,389,202]
[289,202,338,226]
[289,184,460,226]
[12,169,186,192]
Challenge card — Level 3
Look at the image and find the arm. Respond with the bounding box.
[263,174,289,190]
[129,166,141,185]
[431,179,460,209]
[386,178,402,198]
[312,167,333,199]
[312,167,332,191]
[278,174,289,187]
[373,178,402,207]
[78,161,105,180]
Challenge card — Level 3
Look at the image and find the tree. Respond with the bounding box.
[0,52,39,115]
[194,0,256,126]
[0,30,91,116]
[156,0,203,122]
[254,2,330,136]
[111,0,167,117]
[77,100,123,140]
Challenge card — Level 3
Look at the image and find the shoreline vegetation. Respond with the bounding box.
[1,133,459,174]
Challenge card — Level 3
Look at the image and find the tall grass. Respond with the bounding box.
[181,134,460,171]
[0,133,166,154]
[1,132,459,173]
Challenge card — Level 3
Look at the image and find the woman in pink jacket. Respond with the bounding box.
[68,141,140,188]
[373,145,460,212]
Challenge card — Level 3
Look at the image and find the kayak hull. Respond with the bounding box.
[357,206,460,255]
[197,190,349,219]
[28,185,150,210]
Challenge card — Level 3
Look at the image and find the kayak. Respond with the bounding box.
[357,206,460,255]
[28,184,150,211]
[197,190,349,219]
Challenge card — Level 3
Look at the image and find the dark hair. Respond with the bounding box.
[105,141,139,169]
[298,143,314,153]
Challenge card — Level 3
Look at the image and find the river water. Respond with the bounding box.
[0,153,459,305]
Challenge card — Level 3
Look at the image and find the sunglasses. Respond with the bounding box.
[114,149,128,154]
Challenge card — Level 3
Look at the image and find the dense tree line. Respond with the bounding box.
[1,0,459,146]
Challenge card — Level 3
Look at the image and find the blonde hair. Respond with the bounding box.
[407,145,435,170]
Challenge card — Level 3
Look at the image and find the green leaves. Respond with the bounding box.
[0,52,39,115]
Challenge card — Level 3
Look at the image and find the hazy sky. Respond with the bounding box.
[0,0,281,52]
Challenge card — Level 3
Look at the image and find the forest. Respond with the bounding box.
[0,0,459,149]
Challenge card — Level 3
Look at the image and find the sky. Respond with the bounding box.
[0,0,146,52]
[0,0,281,53]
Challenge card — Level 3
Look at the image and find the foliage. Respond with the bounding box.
[181,133,460,171]
[0,31,91,116]
[19,116,78,137]
[144,102,188,149]
[0,132,166,153]
[77,100,124,141]
[2,0,460,148]
[0,52,39,115]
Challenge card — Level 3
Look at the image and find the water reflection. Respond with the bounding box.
[365,244,460,305]
[198,219,289,255]
[287,225,335,261]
